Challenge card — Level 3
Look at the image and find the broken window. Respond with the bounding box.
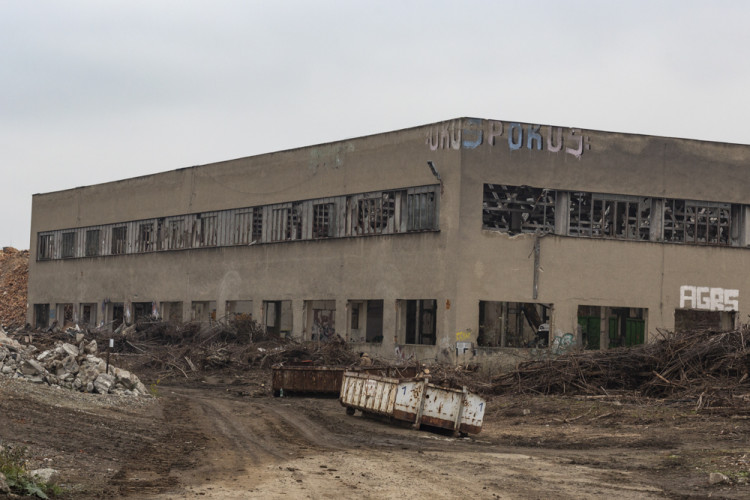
[478,301,551,348]
[271,205,301,241]
[235,208,263,244]
[252,207,263,242]
[483,184,555,234]
[407,191,436,231]
[61,232,76,258]
[199,215,218,247]
[568,192,652,240]
[85,229,100,257]
[356,192,396,235]
[166,218,185,250]
[138,223,155,252]
[663,199,731,245]
[568,192,593,236]
[111,226,127,255]
[402,299,436,345]
[312,203,333,238]
[37,234,54,260]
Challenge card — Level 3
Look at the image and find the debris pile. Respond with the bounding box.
[93,319,362,380]
[0,327,148,396]
[0,247,28,329]
[491,328,750,406]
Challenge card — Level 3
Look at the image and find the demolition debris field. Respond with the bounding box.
[1,250,749,498]
[1,320,749,499]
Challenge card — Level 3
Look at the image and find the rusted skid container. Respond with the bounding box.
[272,365,344,396]
[339,371,486,434]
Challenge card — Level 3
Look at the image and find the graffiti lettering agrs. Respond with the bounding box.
[679,285,739,312]
[425,118,592,158]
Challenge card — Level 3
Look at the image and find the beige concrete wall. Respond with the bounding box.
[27,118,750,366]
[448,117,750,349]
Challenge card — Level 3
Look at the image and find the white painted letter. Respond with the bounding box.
[680,285,696,309]
[724,289,739,311]
[697,287,711,310]
[710,288,725,311]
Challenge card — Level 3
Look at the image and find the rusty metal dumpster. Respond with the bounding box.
[272,365,344,396]
[339,371,486,434]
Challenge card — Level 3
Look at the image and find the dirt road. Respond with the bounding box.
[1,374,748,499]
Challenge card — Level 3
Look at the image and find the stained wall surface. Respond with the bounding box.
[28,118,750,362]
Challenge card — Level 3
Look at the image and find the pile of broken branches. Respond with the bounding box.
[491,328,750,407]
[90,319,364,380]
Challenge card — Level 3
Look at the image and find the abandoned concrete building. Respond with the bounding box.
[27,118,750,363]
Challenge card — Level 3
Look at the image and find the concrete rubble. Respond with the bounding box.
[0,326,148,396]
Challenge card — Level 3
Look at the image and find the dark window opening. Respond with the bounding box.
[478,301,551,347]
[133,302,154,322]
[483,184,555,234]
[138,223,155,252]
[37,234,53,261]
[61,304,74,327]
[313,203,334,238]
[80,303,96,326]
[112,303,125,330]
[365,300,384,343]
[252,207,263,242]
[111,226,127,255]
[85,229,100,257]
[264,300,292,336]
[34,304,49,329]
[271,206,301,241]
[404,299,436,345]
[61,232,76,258]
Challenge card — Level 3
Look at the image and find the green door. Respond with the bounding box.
[578,316,600,350]
[625,318,645,346]
[608,317,619,348]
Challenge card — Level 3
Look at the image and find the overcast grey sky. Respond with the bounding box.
[2,0,749,249]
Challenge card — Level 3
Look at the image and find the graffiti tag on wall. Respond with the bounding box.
[679,285,739,312]
[550,332,575,355]
[425,118,591,158]
[455,329,472,341]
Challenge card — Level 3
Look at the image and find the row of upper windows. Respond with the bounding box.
[36,185,440,261]
[482,183,742,246]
